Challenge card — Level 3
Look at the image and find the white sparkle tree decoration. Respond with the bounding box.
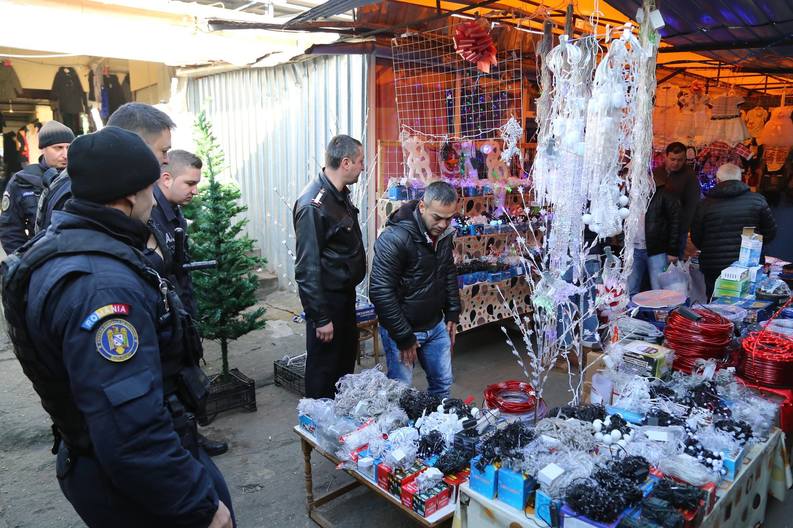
[496,2,661,407]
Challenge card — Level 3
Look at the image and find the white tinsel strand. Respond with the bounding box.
[534,36,597,275]
[620,15,660,280]
[582,28,643,239]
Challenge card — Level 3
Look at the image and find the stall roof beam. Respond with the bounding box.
[658,35,793,54]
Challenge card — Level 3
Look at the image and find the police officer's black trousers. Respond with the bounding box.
[56,443,235,527]
[305,290,358,399]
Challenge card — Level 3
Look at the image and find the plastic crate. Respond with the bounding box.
[274,354,306,396]
[199,368,256,425]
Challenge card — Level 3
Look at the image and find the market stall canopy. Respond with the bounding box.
[240,0,792,93]
[0,0,339,67]
[608,0,793,93]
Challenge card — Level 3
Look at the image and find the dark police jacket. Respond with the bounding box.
[149,184,196,316]
[293,171,366,326]
[35,169,72,235]
[2,199,219,526]
[691,180,778,273]
[0,157,58,253]
[369,201,461,350]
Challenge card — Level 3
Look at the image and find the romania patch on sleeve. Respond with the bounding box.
[81,304,131,330]
[95,319,139,363]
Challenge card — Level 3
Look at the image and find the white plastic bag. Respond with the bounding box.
[658,261,689,297]
[686,261,707,304]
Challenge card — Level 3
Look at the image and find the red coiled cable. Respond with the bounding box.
[664,309,734,373]
[740,297,793,388]
[484,380,537,414]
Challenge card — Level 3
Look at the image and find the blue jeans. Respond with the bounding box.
[558,257,601,346]
[628,249,667,296]
[380,320,453,397]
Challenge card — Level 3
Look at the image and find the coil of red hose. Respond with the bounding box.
[740,297,793,388]
[664,308,734,373]
[484,380,537,414]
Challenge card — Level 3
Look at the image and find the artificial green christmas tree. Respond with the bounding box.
[186,111,266,380]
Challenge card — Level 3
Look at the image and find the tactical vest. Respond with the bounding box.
[1,226,204,454]
[34,169,69,234]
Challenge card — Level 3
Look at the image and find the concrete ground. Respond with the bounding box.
[0,290,791,527]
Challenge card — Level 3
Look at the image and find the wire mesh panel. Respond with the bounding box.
[391,24,523,142]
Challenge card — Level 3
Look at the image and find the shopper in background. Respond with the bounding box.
[691,163,777,298]
[0,120,73,253]
[627,174,682,295]
[652,142,700,257]
[761,146,793,262]
[370,181,461,398]
[293,135,367,399]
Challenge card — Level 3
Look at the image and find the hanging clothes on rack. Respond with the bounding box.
[758,106,793,148]
[674,82,711,146]
[122,74,132,102]
[16,128,28,164]
[87,69,97,102]
[0,62,23,102]
[652,85,678,147]
[51,67,87,134]
[103,74,127,116]
[702,94,749,145]
[26,122,41,163]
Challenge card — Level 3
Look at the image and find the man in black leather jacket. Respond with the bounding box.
[293,135,366,398]
[369,181,461,397]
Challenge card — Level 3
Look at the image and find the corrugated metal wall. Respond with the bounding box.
[186,55,370,287]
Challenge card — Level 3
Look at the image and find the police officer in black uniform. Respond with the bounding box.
[150,149,202,317]
[1,127,234,528]
[35,103,228,456]
[293,134,367,399]
[0,120,73,253]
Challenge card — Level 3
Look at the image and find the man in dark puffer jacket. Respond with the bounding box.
[370,181,461,397]
[691,163,777,298]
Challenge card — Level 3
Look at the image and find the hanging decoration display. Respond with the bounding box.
[453,19,498,73]
[400,131,433,181]
[582,25,644,240]
[531,34,598,276]
[500,116,523,164]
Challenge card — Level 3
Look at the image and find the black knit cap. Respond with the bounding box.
[38,120,75,149]
[68,126,160,204]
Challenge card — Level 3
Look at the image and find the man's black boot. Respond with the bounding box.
[198,433,228,456]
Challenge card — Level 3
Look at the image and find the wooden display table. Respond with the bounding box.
[295,426,455,527]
